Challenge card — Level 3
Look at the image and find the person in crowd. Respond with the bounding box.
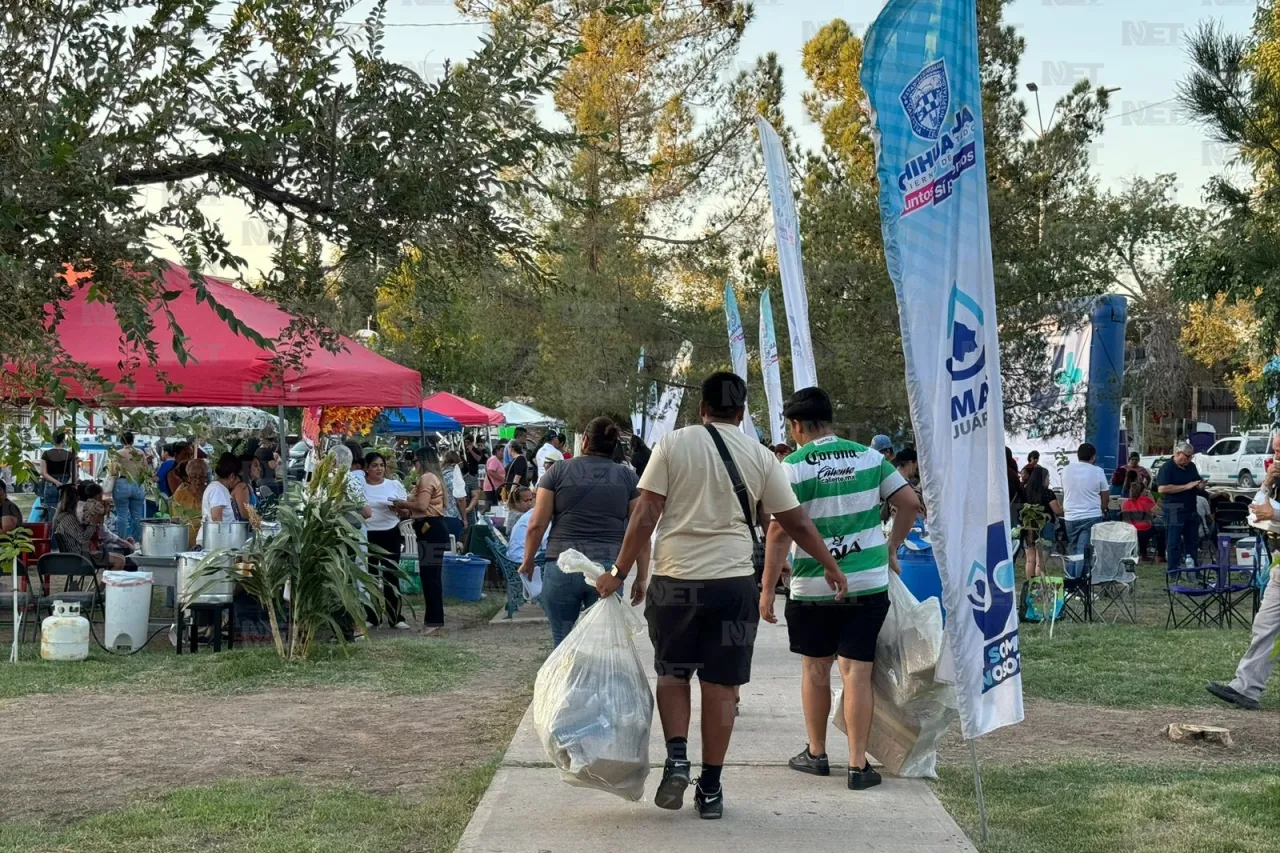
[39,430,78,523]
[344,441,368,484]
[505,441,530,492]
[199,452,246,549]
[611,439,632,470]
[535,431,565,472]
[1120,479,1157,559]
[771,443,791,462]
[505,428,529,465]
[170,459,208,547]
[1112,451,1152,491]
[106,430,149,542]
[232,453,263,519]
[630,434,652,479]
[1021,462,1063,578]
[517,417,651,647]
[462,435,483,480]
[603,372,845,821]
[254,425,282,496]
[523,445,540,485]
[164,442,194,497]
[505,485,534,531]
[1061,442,1110,575]
[1207,432,1280,711]
[440,451,469,537]
[460,453,484,545]
[1157,441,1209,569]
[1006,447,1028,526]
[484,442,507,507]
[883,447,926,522]
[1019,450,1041,484]
[508,504,550,565]
[761,387,918,793]
[362,451,411,630]
[395,445,450,636]
[156,443,178,498]
[0,480,23,533]
[53,482,134,569]
[870,434,894,464]
[329,444,373,641]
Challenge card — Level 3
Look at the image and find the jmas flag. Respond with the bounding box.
[862,0,1024,738]
[759,288,786,446]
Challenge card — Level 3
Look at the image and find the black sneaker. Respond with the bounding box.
[1207,681,1260,711]
[694,781,723,820]
[654,759,691,810]
[848,763,882,790]
[788,746,830,777]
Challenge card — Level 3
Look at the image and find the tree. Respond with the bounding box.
[1179,6,1280,414]
[0,0,574,471]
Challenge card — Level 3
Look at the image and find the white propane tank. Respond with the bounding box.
[41,601,90,661]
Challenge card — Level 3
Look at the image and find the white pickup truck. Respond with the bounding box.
[1198,433,1273,488]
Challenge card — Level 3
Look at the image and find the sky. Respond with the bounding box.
[206,0,1264,271]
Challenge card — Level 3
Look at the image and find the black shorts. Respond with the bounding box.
[785,592,890,663]
[645,574,760,686]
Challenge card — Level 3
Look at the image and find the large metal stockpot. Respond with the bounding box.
[138,519,190,557]
[176,551,236,605]
[201,520,251,552]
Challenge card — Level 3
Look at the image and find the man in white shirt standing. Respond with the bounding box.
[535,431,565,472]
[601,372,845,821]
[1061,442,1111,575]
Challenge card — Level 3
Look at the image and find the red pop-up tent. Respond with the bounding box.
[420,392,505,426]
[45,264,422,406]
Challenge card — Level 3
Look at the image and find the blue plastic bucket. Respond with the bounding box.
[898,546,946,622]
[442,554,489,602]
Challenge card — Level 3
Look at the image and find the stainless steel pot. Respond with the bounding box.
[257,522,282,539]
[201,520,251,552]
[139,519,190,557]
[177,551,236,605]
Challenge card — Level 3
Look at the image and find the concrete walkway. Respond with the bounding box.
[457,608,977,853]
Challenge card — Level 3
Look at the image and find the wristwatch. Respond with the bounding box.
[610,564,628,580]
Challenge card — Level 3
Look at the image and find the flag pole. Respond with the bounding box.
[967,738,990,842]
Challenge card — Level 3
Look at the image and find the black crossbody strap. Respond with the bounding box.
[703,424,760,544]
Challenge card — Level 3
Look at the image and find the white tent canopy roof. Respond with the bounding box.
[495,401,562,428]
[128,406,284,433]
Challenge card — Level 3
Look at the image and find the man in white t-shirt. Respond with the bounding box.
[1061,442,1111,574]
[602,372,844,821]
[535,432,565,472]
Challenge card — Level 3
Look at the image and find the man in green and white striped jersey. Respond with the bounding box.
[760,387,919,791]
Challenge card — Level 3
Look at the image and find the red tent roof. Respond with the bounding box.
[420,392,505,426]
[47,264,422,407]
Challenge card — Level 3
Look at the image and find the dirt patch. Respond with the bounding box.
[0,619,549,824]
[940,697,1280,767]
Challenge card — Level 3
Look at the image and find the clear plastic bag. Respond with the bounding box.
[532,549,654,801]
[834,571,957,778]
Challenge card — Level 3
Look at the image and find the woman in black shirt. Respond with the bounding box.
[39,431,77,523]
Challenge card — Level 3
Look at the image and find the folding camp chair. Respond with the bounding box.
[1048,553,1093,623]
[1089,522,1139,623]
[1165,564,1224,628]
[1217,534,1260,628]
[0,556,42,643]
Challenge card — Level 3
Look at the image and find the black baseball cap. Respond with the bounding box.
[783,387,834,423]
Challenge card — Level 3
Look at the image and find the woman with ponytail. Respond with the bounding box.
[518,417,651,646]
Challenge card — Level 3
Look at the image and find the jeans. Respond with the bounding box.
[1064,516,1102,577]
[540,551,618,648]
[1165,511,1200,569]
[417,521,452,628]
[112,481,147,542]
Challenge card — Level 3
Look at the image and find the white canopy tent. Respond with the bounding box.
[495,401,562,428]
[128,406,284,434]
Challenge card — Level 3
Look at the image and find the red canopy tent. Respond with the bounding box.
[46,264,421,406]
[420,392,505,426]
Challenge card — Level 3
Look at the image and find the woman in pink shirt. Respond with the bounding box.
[483,442,507,506]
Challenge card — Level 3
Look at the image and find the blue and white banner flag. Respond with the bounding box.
[756,117,818,391]
[723,282,757,439]
[759,288,787,446]
[863,0,1023,738]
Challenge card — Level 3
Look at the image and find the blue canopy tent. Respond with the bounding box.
[378,407,463,435]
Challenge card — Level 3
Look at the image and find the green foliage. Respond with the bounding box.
[0,526,34,566]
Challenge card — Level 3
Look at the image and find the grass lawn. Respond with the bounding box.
[0,760,500,853]
[934,761,1280,853]
[0,637,479,700]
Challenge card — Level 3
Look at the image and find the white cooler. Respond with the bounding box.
[103,571,153,652]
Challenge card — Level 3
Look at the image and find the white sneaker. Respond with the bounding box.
[393,621,411,630]
[364,621,374,629]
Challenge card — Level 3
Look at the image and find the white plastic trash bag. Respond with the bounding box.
[532,549,654,801]
[834,572,958,778]
[521,564,543,601]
